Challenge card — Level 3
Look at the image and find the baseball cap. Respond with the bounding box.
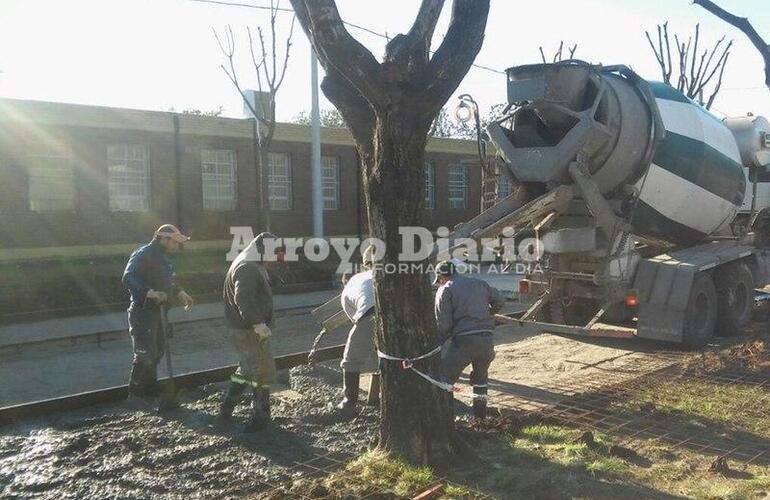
[154,224,190,243]
[432,259,455,285]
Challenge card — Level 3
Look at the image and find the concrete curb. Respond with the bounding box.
[0,289,338,349]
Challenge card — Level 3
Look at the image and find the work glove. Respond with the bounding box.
[177,290,194,310]
[253,323,272,342]
[146,289,168,304]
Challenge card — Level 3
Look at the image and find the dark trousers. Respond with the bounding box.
[442,334,495,401]
[128,305,164,394]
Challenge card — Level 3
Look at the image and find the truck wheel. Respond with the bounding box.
[714,262,754,337]
[682,272,717,349]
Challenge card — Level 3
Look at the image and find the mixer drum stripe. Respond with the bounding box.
[649,82,692,104]
[655,98,743,163]
[633,200,707,247]
[635,163,738,236]
[651,131,746,205]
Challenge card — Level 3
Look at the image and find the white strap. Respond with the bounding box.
[377,345,442,363]
[377,346,457,393]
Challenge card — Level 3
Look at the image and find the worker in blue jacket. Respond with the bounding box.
[122,224,194,399]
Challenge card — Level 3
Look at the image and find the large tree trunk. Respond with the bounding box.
[289,0,490,466]
[366,115,454,463]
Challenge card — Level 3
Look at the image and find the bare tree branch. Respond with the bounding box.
[646,27,669,83]
[385,0,444,65]
[707,51,730,110]
[420,0,490,113]
[647,22,731,108]
[693,0,770,89]
[290,0,384,107]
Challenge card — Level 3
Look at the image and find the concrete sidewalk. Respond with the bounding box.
[0,289,338,348]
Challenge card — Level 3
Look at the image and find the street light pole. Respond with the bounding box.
[310,49,324,238]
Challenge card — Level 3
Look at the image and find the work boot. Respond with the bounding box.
[128,362,156,398]
[244,387,270,433]
[336,371,360,410]
[472,399,488,419]
[219,382,245,420]
[472,385,488,419]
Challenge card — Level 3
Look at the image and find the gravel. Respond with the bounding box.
[0,363,379,499]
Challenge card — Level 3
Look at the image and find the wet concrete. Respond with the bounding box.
[0,363,378,499]
[0,310,349,407]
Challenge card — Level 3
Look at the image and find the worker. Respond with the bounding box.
[337,246,378,410]
[122,224,195,400]
[434,260,504,419]
[220,232,285,432]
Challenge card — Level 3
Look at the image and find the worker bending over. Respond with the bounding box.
[220,232,284,432]
[337,246,378,410]
[434,260,504,418]
[122,224,195,400]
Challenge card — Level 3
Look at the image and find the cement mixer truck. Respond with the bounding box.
[311,61,769,349]
[470,61,770,347]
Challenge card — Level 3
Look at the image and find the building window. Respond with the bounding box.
[448,164,468,209]
[322,156,340,210]
[202,149,237,211]
[268,152,292,211]
[497,174,513,199]
[107,144,150,212]
[28,155,75,212]
[424,162,435,210]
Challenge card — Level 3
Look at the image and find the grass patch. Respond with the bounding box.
[616,379,770,437]
[319,450,474,499]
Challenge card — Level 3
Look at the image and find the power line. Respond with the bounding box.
[187,0,505,75]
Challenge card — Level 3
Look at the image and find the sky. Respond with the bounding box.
[0,0,768,122]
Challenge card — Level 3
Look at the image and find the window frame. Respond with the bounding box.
[107,143,151,212]
[424,162,435,210]
[321,155,341,211]
[267,152,293,211]
[447,163,468,209]
[27,153,76,212]
[201,149,238,212]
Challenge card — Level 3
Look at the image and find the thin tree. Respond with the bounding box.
[645,22,732,110]
[693,0,770,91]
[289,0,490,465]
[539,41,578,63]
[213,2,296,230]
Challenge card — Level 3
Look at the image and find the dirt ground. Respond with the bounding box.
[1,327,768,499]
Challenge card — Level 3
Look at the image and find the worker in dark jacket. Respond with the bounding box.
[434,260,504,419]
[122,224,195,399]
[220,232,284,431]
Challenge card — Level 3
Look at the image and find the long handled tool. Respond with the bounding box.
[307,328,327,364]
[157,305,181,412]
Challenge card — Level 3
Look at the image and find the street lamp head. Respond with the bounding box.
[454,100,473,124]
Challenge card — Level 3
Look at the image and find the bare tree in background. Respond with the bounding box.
[539,41,578,63]
[289,0,490,465]
[645,22,732,110]
[693,0,770,91]
[214,2,296,230]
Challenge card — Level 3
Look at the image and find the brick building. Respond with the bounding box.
[0,97,481,254]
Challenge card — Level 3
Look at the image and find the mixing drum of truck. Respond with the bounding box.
[478,61,770,347]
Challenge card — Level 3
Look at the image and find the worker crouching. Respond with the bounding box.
[122,224,195,400]
[434,260,504,419]
[221,232,285,432]
[337,246,379,410]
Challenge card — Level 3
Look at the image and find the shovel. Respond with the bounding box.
[157,305,181,412]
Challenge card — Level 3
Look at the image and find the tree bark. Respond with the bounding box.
[290,0,490,465]
[366,114,454,463]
